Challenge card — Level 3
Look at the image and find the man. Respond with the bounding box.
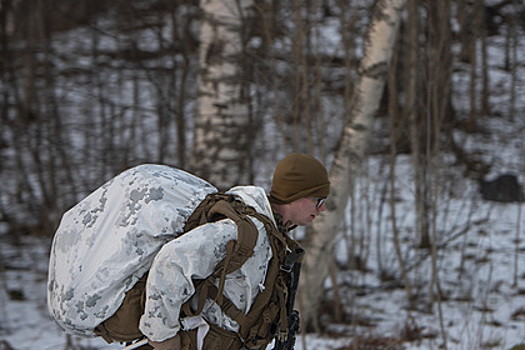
[269,152,330,227]
[145,153,329,350]
[47,153,329,350]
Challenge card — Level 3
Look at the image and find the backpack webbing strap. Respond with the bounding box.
[240,220,303,346]
[194,210,303,348]
[184,193,259,275]
[182,193,303,348]
[181,193,260,315]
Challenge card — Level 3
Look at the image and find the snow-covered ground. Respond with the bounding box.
[1,136,525,350]
[1,2,525,350]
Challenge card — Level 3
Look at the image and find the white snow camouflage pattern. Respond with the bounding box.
[47,164,216,336]
[141,185,275,342]
[47,164,276,344]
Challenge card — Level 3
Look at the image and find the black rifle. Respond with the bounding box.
[273,247,304,350]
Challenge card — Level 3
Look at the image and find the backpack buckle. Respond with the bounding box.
[280,264,293,273]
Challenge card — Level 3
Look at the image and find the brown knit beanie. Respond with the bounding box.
[270,153,330,204]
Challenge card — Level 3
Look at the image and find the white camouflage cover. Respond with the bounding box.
[139,186,276,343]
[47,164,217,336]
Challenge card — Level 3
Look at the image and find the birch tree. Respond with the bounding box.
[300,0,407,330]
[190,0,253,189]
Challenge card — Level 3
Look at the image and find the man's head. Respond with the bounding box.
[270,153,330,226]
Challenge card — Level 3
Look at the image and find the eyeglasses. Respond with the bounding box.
[311,197,327,209]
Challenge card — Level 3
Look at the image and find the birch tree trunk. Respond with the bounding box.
[300,0,407,331]
[190,0,253,189]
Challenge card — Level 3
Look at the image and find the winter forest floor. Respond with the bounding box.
[1,112,525,350]
[2,6,525,350]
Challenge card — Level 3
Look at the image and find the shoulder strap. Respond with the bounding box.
[181,193,261,315]
[184,193,259,274]
[193,207,302,349]
[182,193,302,349]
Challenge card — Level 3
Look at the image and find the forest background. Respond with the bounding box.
[1,0,525,349]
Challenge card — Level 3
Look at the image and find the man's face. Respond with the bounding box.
[287,196,327,226]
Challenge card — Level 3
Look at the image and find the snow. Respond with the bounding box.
[2,2,525,350]
[2,144,525,350]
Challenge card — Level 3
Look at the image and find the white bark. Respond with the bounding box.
[191,0,253,189]
[300,0,407,330]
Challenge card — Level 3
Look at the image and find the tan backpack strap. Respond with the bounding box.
[181,278,211,317]
[213,217,294,343]
[183,193,218,231]
[180,193,261,316]
[199,282,247,324]
[209,199,258,274]
[186,194,259,274]
[186,209,287,323]
[276,275,289,341]
[181,192,301,348]
[214,240,235,306]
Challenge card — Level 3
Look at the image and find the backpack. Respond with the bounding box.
[47,164,217,336]
[48,164,299,349]
[95,191,302,350]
